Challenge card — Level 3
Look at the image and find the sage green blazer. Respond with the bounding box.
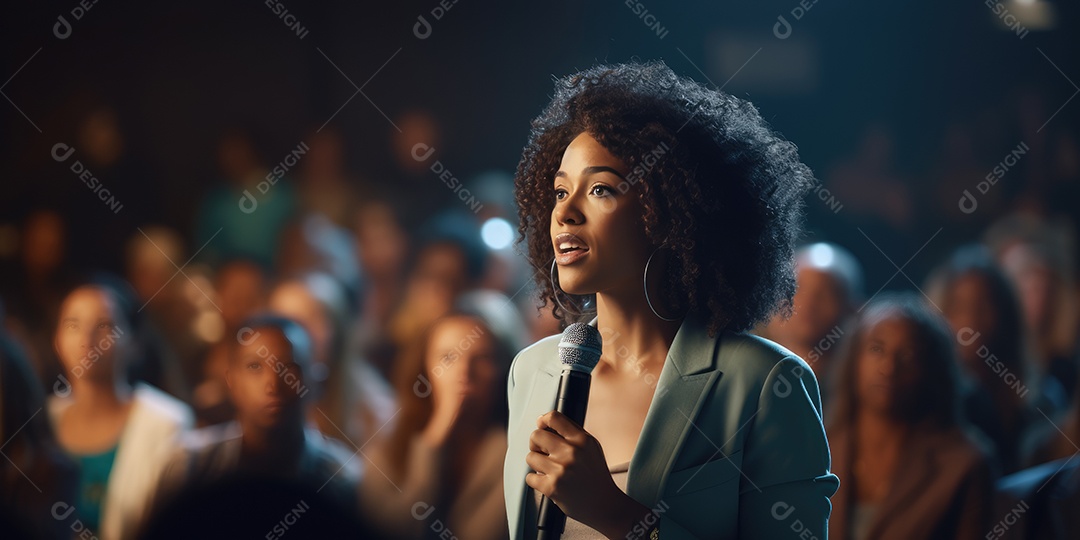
[503,312,839,539]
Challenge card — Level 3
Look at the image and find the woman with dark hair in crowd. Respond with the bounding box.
[927,244,1041,474]
[505,60,837,539]
[47,281,192,539]
[359,291,523,540]
[827,293,997,539]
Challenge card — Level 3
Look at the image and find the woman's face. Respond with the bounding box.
[785,267,848,345]
[54,287,128,385]
[855,314,923,419]
[425,316,498,412]
[550,132,650,296]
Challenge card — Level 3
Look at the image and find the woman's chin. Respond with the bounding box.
[559,281,595,296]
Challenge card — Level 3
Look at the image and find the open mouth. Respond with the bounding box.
[554,232,590,266]
[554,232,590,255]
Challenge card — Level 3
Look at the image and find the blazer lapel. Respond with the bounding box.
[624,312,723,506]
[507,337,564,538]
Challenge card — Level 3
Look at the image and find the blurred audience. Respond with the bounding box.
[1,209,72,387]
[0,99,1075,540]
[47,282,192,539]
[193,259,267,426]
[124,226,218,397]
[351,199,410,379]
[927,245,1042,474]
[986,214,1078,406]
[358,291,524,540]
[827,293,997,540]
[267,272,395,446]
[193,127,296,269]
[387,210,488,352]
[760,242,863,392]
[296,127,364,228]
[0,331,77,540]
[152,315,359,518]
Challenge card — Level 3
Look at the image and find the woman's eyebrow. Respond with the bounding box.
[554,166,627,180]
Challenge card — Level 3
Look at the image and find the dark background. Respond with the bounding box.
[2,0,1077,289]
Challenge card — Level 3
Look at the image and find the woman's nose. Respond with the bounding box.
[554,192,584,225]
[878,354,897,377]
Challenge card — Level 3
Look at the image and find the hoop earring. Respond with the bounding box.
[644,246,683,322]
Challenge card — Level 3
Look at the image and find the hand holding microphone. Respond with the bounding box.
[526,323,624,539]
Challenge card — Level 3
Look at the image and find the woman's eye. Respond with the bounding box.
[591,185,612,197]
[247,363,262,371]
[554,189,566,200]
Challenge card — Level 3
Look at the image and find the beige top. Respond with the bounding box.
[531,460,631,538]
[361,427,509,540]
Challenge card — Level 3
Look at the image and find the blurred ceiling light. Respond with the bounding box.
[481,217,514,250]
[996,0,1056,31]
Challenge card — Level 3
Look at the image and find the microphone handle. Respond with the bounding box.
[536,369,592,540]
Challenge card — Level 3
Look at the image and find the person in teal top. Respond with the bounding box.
[73,445,119,531]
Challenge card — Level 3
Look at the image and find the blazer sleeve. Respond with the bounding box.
[735,356,840,539]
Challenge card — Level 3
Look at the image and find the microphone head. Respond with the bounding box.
[558,322,602,373]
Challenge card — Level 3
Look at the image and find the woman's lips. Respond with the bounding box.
[556,249,589,265]
[554,232,590,265]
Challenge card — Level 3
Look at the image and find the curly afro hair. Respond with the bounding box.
[514,60,815,336]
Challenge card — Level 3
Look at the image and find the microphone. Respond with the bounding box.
[536,322,603,540]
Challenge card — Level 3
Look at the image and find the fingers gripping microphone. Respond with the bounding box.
[537,322,603,540]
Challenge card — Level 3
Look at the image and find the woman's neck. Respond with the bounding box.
[70,378,132,413]
[594,292,682,376]
[854,410,909,451]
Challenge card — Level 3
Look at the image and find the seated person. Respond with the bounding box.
[760,241,863,390]
[826,293,997,540]
[359,291,523,540]
[152,314,360,516]
[48,282,192,540]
